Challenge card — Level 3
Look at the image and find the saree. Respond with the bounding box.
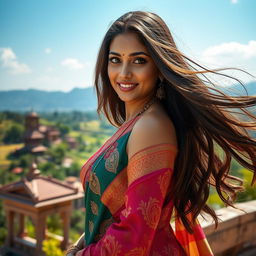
[80,116,213,255]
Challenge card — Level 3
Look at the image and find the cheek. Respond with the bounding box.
[108,66,117,83]
[138,66,158,85]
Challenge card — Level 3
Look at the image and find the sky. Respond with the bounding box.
[0,0,255,92]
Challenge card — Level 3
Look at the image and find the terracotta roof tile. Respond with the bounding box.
[0,163,80,204]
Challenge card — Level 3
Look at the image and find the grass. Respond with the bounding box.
[80,120,100,131]
[0,143,23,166]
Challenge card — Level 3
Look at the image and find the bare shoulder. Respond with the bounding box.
[127,104,177,159]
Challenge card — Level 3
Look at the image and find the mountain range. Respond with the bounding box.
[0,82,255,112]
[0,87,97,112]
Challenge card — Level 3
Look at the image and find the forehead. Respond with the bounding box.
[109,32,148,54]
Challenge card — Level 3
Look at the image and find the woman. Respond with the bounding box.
[66,11,256,256]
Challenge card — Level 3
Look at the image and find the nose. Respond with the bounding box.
[119,62,132,79]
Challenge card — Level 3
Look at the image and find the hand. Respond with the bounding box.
[66,233,85,256]
[65,245,80,256]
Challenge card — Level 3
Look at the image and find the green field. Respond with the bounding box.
[0,143,23,166]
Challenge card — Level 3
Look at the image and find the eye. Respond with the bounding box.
[109,57,120,64]
[134,57,147,64]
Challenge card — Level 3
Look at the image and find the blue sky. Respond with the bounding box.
[0,0,255,91]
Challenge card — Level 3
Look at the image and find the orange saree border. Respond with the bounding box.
[127,143,177,186]
[101,167,128,215]
[175,210,214,256]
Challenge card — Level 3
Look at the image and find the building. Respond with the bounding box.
[23,111,47,154]
[15,111,61,155]
[0,162,84,256]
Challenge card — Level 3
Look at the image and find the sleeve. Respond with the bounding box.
[81,143,177,256]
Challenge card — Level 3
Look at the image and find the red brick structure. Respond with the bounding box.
[23,111,47,154]
[16,111,62,155]
[39,125,61,145]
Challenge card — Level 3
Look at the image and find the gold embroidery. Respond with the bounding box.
[124,247,146,256]
[157,170,171,197]
[121,206,132,218]
[90,201,98,215]
[89,172,101,195]
[127,144,177,186]
[101,235,121,256]
[137,197,161,229]
[89,220,94,233]
[105,149,119,173]
[101,169,128,214]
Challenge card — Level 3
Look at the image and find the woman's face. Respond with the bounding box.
[108,32,159,105]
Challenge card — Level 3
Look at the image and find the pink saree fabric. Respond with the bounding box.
[81,143,213,255]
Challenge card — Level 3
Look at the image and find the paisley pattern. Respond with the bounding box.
[90,201,98,215]
[104,142,118,159]
[137,197,161,229]
[105,148,119,173]
[89,220,94,233]
[89,172,101,196]
[157,171,171,198]
[101,235,122,256]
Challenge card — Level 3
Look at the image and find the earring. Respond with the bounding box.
[156,79,166,100]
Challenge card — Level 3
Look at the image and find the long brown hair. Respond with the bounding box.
[94,11,256,232]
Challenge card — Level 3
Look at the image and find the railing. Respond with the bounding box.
[200,200,256,256]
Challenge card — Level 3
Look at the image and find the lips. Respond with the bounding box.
[117,82,139,92]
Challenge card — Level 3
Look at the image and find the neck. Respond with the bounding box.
[124,96,156,122]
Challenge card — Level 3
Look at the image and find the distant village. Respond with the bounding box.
[12,111,78,169]
[4,110,85,200]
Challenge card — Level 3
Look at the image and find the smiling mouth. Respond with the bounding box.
[117,82,139,89]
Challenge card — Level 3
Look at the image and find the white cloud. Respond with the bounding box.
[197,40,256,86]
[45,48,52,54]
[0,47,31,74]
[61,58,84,70]
[231,0,238,4]
[201,41,256,64]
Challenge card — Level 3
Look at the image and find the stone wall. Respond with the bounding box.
[201,200,256,255]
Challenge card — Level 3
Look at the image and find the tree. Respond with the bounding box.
[48,143,68,165]
[56,123,70,137]
[3,123,24,144]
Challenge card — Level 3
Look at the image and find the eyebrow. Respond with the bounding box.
[109,51,150,57]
